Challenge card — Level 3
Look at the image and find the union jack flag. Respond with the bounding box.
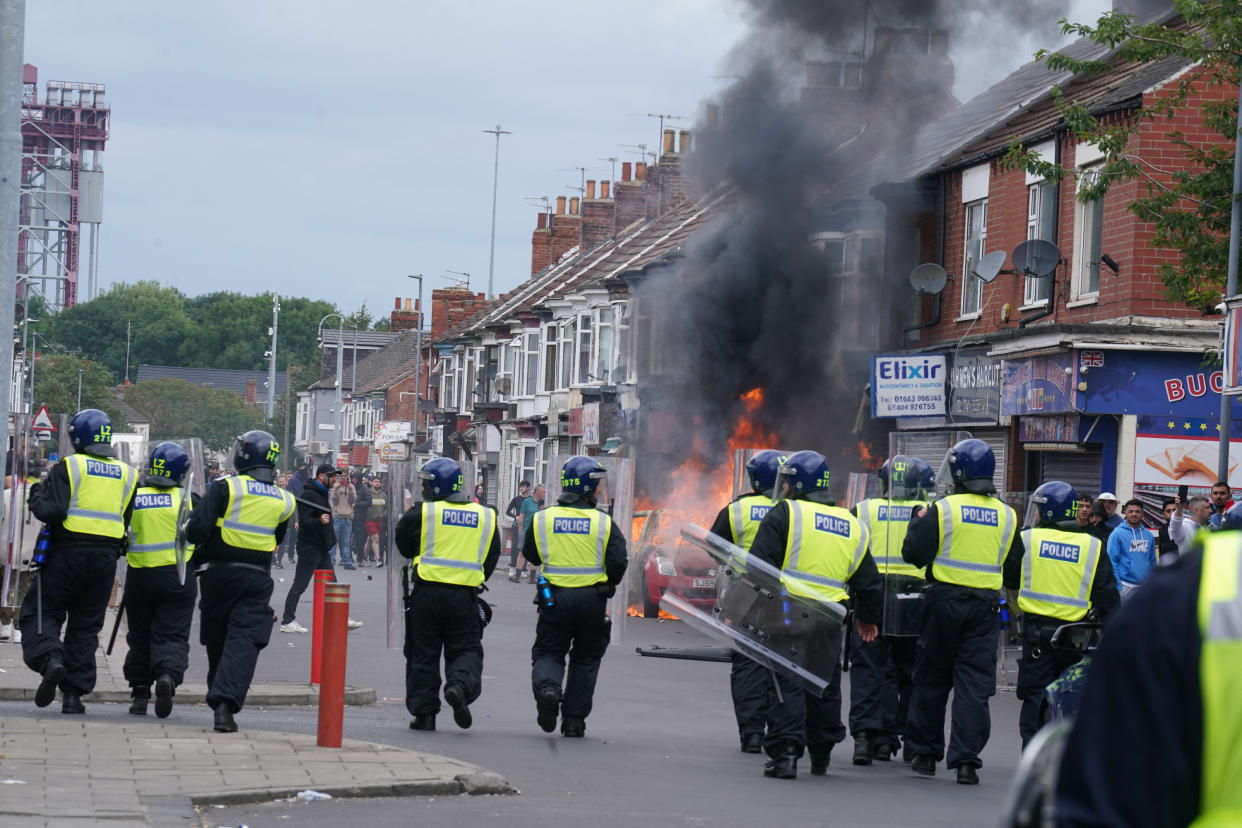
[1079,350,1104,369]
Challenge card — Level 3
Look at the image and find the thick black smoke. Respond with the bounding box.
[634,0,1075,499]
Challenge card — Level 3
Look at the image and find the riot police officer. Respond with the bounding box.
[123,442,199,719]
[1015,481,1118,748]
[748,450,883,779]
[849,455,933,764]
[186,430,295,733]
[21,409,138,714]
[901,438,1023,784]
[393,457,500,731]
[709,449,784,753]
[523,455,628,737]
[1053,509,1242,825]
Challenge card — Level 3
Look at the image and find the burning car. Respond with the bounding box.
[631,509,718,618]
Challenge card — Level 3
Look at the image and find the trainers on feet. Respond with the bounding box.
[346,618,364,630]
[280,621,309,634]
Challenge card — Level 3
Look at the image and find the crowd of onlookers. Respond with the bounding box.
[271,463,388,569]
[1074,481,1235,599]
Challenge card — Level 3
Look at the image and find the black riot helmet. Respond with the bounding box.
[232,430,280,483]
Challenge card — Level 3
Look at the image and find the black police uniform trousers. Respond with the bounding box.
[764,628,846,760]
[20,546,116,694]
[122,564,197,691]
[731,651,772,740]
[905,586,999,769]
[405,580,484,717]
[281,545,333,625]
[1016,617,1083,748]
[848,629,917,740]
[531,585,611,721]
[198,564,275,713]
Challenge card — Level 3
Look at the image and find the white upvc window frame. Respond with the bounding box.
[960,198,988,318]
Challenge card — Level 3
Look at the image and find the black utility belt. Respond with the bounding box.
[202,561,269,574]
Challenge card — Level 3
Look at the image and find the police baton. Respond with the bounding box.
[841,608,854,673]
[106,596,125,655]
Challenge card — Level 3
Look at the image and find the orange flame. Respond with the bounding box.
[626,603,680,620]
[852,439,883,472]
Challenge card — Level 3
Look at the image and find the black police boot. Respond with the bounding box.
[912,754,936,777]
[763,749,799,780]
[852,732,873,766]
[154,674,174,719]
[956,765,980,785]
[873,733,896,762]
[408,714,436,731]
[35,656,65,708]
[443,684,472,730]
[561,716,585,738]
[809,748,831,776]
[61,691,85,715]
[740,732,764,754]
[536,685,560,733]
[129,687,150,716]
[902,740,915,764]
[213,704,238,733]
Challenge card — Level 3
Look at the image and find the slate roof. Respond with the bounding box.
[309,327,424,393]
[434,185,733,343]
[136,365,289,399]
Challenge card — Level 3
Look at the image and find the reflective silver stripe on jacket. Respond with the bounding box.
[1206,547,1242,640]
[730,500,745,544]
[536,510,608,576]
[1018,529,1099,610]
[129,541,176,553]
[934,497,1013,575]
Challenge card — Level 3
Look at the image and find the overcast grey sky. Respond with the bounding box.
[24,0,1109,320]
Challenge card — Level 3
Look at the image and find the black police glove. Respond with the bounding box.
[595,582,616,598]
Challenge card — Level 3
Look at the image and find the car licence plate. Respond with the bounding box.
[693,578,716,589]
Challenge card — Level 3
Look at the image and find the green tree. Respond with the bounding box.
[30,353,122,424]
[1004,1,1242,310]
[125,378,266,452]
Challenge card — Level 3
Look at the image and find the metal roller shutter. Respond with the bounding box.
[890,428,1008,495]
[1040,448,1104,497]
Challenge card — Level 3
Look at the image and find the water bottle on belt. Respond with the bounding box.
[537,574,555,609]
[32,526,52,568]
[999,594,1011,631]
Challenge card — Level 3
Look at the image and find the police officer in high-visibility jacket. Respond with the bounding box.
[1053,508,1242,825]
[123,442,201,719]
[748,450,884,780]
[709,449,785,754]
[22,409,138,714]
[522,455,628,738]
[393,457,500,732]
[901,438,1023,785]
[848,455,934,765]
[186,430,295,733]
[1015,480,1117,748]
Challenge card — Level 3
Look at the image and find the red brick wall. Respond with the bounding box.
[390,297,421,332]
[917,70,1233,347]
[581,197,616,251]
[549,210,582,266]
[530,212,552,275]
[430,288,489,340]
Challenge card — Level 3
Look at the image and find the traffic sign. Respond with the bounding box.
[31,405,55,432]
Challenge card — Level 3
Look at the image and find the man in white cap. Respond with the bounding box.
[1097,493,1123,529]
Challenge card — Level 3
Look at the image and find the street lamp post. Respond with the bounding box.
[318,313,346,458]
[76,365,83,410]
[482,125,511,300]
[408,274,423,448]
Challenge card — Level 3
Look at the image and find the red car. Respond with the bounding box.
[631,510,719,618]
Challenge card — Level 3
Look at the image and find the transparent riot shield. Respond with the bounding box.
[546,454,635,642]
[878,431,972,637]
[385,460,418,651]
[669,523,847,696]
[168,437,207,498]
[999,721,1071,828]
[113,433,148,471]
[731,448,793,499]
[2,414,38,610]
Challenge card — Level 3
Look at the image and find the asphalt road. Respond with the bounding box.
[192,563,1025,828]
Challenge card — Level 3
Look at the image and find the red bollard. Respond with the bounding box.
[310,569,334,684]
[317,582,350,748]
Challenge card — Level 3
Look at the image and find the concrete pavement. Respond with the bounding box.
[0,604,513,827]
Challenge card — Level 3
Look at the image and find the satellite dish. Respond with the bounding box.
[1012,239,1061,278]
[973,250,1007,284]
[909,263,948,295]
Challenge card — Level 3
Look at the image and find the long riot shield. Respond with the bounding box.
[174,473,194,585]
[385,460,418,651]
[998,721,1072,828]
[670,523,846,696]
[877,430,972,637]
[546,454,635,642]
[168,438,208,498]
[2,414,37,611]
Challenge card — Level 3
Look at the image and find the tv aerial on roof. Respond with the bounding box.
[973,250,1007,284]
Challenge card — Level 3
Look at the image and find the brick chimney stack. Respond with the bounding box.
[245,379,257,405]
[548,193,582,265]
[391,297,422,332]
[430,288,491,340]
[615,160,645,230]
[531,211,552,275]
[581,177,617,250]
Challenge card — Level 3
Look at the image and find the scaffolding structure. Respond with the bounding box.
[19,63,108,312]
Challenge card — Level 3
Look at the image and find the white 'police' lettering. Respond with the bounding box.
[553,517,592,534]
[134,493,173,510]
[960,506,999,526]
[85,459,122,479]
[813,513,851,537]
[441,509,480,528]
[877,505,913,522]
[1038,540,1080,564]
[750,505,771,521]
[246,481,282,498]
